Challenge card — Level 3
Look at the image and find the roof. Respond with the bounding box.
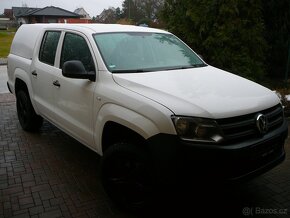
[12,7,40,17]
[23,23,168,34]
[32,6,80,17]
[74,7,91,19]
[12,6,80,18]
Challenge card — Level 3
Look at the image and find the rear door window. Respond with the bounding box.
[39,31,61,66]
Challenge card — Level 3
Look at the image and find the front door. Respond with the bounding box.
[53,31,96,148]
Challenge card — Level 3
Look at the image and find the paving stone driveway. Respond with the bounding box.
[0,93,290,218]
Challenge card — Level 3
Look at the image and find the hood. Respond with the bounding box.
[112,66,280,119]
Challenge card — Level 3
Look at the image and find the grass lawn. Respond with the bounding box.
[0,28,16,58]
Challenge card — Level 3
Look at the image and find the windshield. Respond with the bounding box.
[93,32,206,73]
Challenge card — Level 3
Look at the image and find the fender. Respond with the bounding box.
[14,67,40,114]
[95,103,162,155]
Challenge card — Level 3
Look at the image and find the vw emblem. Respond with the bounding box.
[256,114,268,134]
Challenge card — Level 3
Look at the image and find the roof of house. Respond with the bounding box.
[74,7,91,19]
[12,7,40,17]
[12,6,80,18]
[74,8,84,14]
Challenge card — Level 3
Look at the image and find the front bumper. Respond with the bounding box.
[147,119,288,183]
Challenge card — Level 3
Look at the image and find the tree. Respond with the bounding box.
[121,0,145,22]
[142,0,164,19]
[161,0,267,81]
[121,0,164,24]
[115,7,122,20]
[262,0,290,79]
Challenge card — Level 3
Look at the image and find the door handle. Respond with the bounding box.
[53,80,61,87]
[31,70,37,77]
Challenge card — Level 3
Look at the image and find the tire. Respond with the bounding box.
[16,90,43,131]
[101,143,153,211]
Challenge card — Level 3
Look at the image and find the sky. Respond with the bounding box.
[0,0,124,17]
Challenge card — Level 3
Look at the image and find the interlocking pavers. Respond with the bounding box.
[0,94,135,218]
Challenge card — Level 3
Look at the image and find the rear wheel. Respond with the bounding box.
[101,143,153,211]
[16,90,43,131]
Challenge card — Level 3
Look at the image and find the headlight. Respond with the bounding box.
[172,116,224,143]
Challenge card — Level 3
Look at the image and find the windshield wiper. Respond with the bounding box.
[111,69,151,73]
[111,64,207,73]
[192,63,207,67]
[166,64,207,71]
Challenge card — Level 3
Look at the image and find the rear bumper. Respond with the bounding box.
[147,119,288,183]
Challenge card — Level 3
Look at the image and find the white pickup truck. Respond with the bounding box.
[7,24,288,209]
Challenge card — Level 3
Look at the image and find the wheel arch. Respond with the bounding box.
[102,121,147,153]
[13,67,32,94]
[95,103,161,155]
[13,69,39,114]
[15,78,29,94]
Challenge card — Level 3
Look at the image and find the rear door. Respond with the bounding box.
[31,30,61,120]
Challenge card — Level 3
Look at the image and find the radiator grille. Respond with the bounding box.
[217,104,284,144]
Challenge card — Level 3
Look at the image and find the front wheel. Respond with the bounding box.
[16,90,43,131]
[101,143,153,211]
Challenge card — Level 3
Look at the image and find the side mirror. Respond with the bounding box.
[62,60,95,81]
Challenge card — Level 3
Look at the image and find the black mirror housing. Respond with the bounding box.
[62,60,95,81]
